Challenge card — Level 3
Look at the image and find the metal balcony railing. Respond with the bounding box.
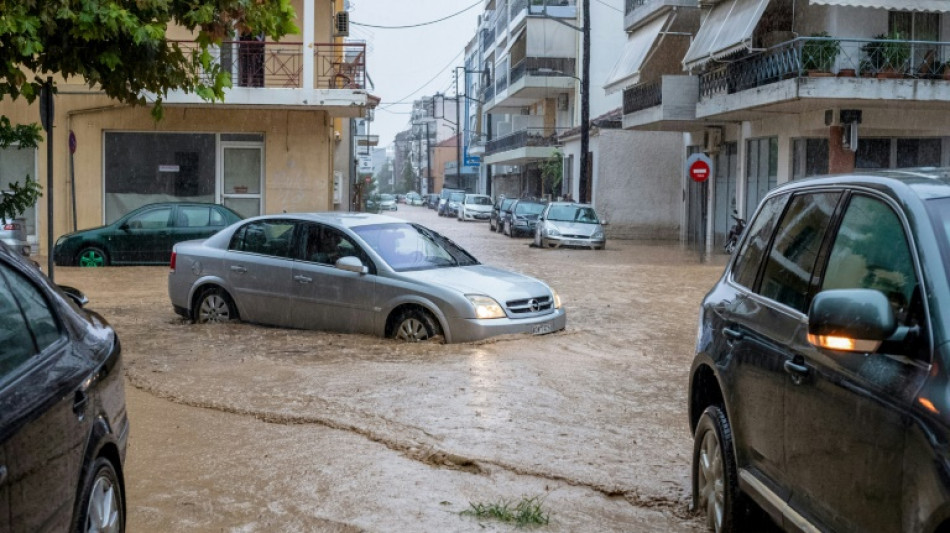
[625,0,648,13]
[483,83,496,102]
[485,127,568,155]
[174,40,366,90]
[622,80,662,114]
[698,36,950,99]
[495,1,509,33]
[510,57,577,85]
[530,0,578,12]
[496,73,509,94]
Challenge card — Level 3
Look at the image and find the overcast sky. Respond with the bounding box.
[348,0,482,148]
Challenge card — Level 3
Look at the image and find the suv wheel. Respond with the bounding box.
[693,405,742,533]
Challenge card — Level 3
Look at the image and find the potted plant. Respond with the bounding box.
[802,32,841,76]
[862,32,910,78]
[941,60,950,80]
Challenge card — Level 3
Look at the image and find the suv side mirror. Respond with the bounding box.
[807,289,896,352]
[59,285,89,307]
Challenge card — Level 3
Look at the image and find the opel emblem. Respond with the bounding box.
[529,298,540,312]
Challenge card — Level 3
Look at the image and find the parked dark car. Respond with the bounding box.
[437,188,465,216]
[503,199,546,237]
[0,241,129,532]
[689,169,950,533]
[490,197,516,232]
[53,202,242,267]
[425,193,440,210]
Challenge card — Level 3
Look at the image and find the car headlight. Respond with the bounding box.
[55,236,67,247]
[466,295,506,319]
[552,289,562,309]
[593,229,605,240]
[547,227,561,237]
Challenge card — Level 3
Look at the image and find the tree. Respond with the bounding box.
[0,0,297,218]
[401,161,417,193]
[375,161,394,193]
[540,150,564,198]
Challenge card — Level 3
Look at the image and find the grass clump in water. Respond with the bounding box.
[461,495,550,527]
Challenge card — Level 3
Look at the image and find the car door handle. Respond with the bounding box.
[230,265,247,273]
[723,328,744,341]
[73,390,89,419]
[784,360,810,385]
[294,275,313,284]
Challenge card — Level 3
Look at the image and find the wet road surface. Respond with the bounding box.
[53,205,730,532]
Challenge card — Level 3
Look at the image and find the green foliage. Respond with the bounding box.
[0,117,41,149]
[401,160,417,193]
[802,32,841,72]
[862,32,911,72]
[0,175,42,220]
[540,150,563,196]
[461,496,550,527]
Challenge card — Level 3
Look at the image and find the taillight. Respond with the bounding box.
[169,251,177,272]
[3,223,18,231]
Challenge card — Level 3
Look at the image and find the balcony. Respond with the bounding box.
[624,0,697,32]
[157,41,372,117]
[695,36,950,121]
[529,0,577,17]
[622,75,699,131]
[486,57,576,112]
[484,127,567,165]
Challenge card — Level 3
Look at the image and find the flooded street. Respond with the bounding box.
[52,206,728,532]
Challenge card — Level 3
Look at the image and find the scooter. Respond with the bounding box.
[724,210,746,254]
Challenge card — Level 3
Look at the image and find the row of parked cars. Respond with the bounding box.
[488,196,607,250]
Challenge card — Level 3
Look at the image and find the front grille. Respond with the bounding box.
[561,234,589,239]
[506,295,553,315]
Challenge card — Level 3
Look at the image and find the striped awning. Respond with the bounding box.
[809,0,950,11]
[683,0,770,71]
[603,14,671,95]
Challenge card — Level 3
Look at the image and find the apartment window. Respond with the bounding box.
[890,11,939,66]
[792,138,829,179]
[856,138,942,170]
[0,146,37,236]
[746,137,778,217]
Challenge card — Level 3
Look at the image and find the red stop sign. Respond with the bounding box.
[689,160,710,182]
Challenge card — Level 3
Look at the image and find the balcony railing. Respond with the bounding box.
[622,80,662,114]
[625,0,648,13]
[699,37,950,99]
[485,127,568,155]
[530,0,578,13]
[496,72,509,94]
[484,83,496,102]
[174,40,366,90]
[509,57,577,85]
[512,0,528,19]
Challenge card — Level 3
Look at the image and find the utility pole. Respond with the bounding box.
[579,0,590,203]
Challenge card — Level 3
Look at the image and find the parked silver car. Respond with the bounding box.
[168,213,566,343]
[534,202,606,250]
[0,217,30,256]
[457,194,493,221]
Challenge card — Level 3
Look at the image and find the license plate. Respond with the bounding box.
[533,323,552,335]
[476,213,489,219]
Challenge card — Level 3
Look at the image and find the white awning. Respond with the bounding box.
[809,0,950,11]
[603,14,671,95]
[683,0,770,71]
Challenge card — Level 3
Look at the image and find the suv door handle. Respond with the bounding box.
[723,328,744,341]
[230,265,247,273]
[784,359,809,385]
[294,275,313,284]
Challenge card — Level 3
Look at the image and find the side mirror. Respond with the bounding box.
[119,223,130,231]
[59,285,89,307]
[807,289,896,352]
[336,256,368,274]
[601,220,609,226]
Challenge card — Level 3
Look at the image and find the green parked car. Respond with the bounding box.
[53,202,243,266]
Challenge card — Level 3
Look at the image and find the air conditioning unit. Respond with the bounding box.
[557,93,569,111]
[703,127,722,154]
[334,11,349,37]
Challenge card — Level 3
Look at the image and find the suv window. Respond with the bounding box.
[759,192,840,312]
[732,194,787,289]
[822,195,921,331]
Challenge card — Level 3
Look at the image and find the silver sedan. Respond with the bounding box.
[168,213,566,343]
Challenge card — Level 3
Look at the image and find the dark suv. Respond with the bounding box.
[690,169,950,533]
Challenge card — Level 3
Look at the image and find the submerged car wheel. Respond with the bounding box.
[693,405,742,533]
[195,288,236,323]
[76,456,124,533]
[392,308,441,342]
[77,246,108,267]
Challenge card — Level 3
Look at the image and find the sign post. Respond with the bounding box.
[685,152,714,262]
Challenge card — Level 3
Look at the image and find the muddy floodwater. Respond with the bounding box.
[51,206,728,532]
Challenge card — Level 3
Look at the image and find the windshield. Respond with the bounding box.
[353,222,479,272]
[467,195,492,205]
[515,202,545,216]
[449,192,465,202]
[380,194,395,201]
[547,205,600,224]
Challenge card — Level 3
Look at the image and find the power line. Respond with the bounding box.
[352,0,481,29]
[378,48,464,108]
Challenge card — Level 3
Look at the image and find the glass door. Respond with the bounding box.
[220,143,263,218]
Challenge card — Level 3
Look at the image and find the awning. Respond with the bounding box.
[809,0,950,11]
[603,14,670,95]
[683,0,770,71]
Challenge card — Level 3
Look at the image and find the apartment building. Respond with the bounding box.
[622,0,950,250]
[0,0,375,254]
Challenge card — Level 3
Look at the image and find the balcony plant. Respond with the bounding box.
[801,32,841,76]
[862,32,910,78]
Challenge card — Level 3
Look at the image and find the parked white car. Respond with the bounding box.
[457,194,493,221]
